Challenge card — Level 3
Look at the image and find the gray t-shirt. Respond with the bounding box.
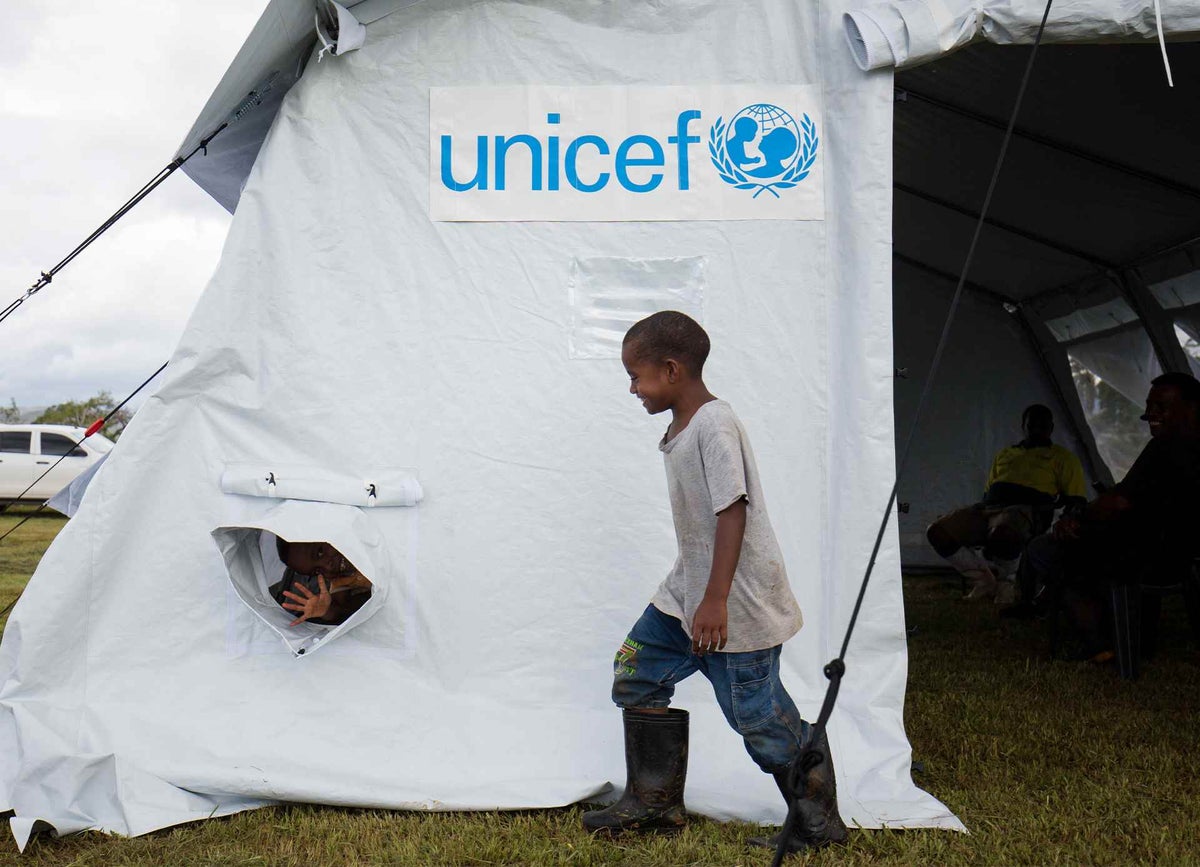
[650,400,803,652]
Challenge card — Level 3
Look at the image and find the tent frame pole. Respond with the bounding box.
[893,253,1013,305]
[1115,269,1194,374]
[1013,308,1115,488]
[893,253,1115,488]
[897,88,1200,203]
[894,183,1111,268]
[952,264,1193,491]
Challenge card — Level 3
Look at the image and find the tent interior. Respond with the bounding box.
[890,39,1200,566]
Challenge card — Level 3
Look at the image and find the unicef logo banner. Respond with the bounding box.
[430,86,824,222]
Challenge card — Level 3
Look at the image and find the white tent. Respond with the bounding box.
[3,0,1197,849]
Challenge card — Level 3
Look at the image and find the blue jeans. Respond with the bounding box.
[611,604,811,773]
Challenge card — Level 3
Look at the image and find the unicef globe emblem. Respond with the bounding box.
[708,103,819,198]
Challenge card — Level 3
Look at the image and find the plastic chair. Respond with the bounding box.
[1107,556,1200,680]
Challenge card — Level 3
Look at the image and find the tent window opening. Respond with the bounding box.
[272,537,373,626]
[214,521,392,658]
[1049,297,1164,480]
[1173,321,1200,368]
[213,473,417,657]
[1068,356,1147,480]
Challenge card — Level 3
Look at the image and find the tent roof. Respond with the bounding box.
[181,2,1200,314]
[177,0,423,211]
[185,3,1200,283]
[894,39,1200,315]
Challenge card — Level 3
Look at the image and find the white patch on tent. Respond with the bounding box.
[567,257,706,359]
[213,499,416,659]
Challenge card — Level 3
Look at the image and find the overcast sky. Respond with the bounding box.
[0,2,271,411]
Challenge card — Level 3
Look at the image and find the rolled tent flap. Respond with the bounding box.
[316,0,367,59]
[844,0,1200,70]
[220,463,423,507]
[843,0,980,72]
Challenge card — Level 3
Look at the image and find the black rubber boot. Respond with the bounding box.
[748,729,848,853]
[582,708,689,834]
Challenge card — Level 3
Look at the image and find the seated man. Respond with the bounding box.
[926,404,1087,603]
[1016,372,1200,656]
[269,538,373,626]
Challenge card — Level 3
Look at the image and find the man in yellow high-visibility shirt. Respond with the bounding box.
[926,404,1087,603]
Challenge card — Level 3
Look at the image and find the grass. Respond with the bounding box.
[0,507,65,633]
[1,516,1199,865]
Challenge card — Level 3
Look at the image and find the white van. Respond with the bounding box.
[0,424,115,504]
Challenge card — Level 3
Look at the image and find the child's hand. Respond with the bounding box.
[282,575,332,626]
[691,597,728,655]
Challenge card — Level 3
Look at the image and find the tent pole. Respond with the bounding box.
[895,183,1111,268]
[897,88,1200,202]
[1116,269,1193,373]
[1014,308,1115,489]
[893,253,1013,305]
[996,235,1200,314]
[891,259,1115,487]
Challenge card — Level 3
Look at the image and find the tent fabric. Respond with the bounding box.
[843,0,1200,71]
[1,0,965,845]
[891,40,1200,308]
[178,0,1200,514]
[1065,329,1161,406]
[46,454,109,518]
[177,3,313,213]
[179,0,427,213]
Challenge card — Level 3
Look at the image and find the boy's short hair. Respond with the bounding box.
[275,536,290,563]
[623,311,711,375]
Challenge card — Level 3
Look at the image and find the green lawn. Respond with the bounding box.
[0,508,66,633]
[1,514,1198,865]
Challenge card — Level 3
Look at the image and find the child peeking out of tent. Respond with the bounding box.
[269,538,372,626]
[582,311,847,854]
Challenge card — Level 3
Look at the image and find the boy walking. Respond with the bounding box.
[581,311,847,853]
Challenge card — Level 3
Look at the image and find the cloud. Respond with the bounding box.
[0,1,271,407]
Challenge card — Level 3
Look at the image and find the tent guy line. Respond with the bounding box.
[0,123,232,329]
[770,2,1055,863]
[0,361,169,520]
[0,360,170,623]
[841,0,1055,665]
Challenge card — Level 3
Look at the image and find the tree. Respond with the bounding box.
[34,391,130,441]
[0,399,18,423]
